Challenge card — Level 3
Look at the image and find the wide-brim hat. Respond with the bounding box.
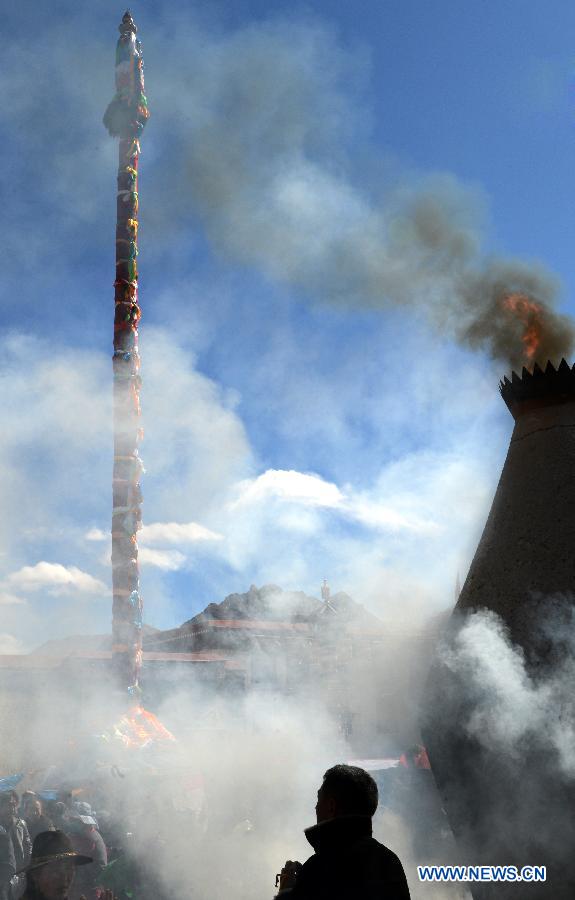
[17,830,92,875]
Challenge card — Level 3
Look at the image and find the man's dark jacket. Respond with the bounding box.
[278,815,410,899]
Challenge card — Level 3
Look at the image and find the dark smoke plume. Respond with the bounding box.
[149,19,575,370]
[457,260,575,371]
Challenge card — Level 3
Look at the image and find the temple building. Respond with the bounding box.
[0,582,437,770]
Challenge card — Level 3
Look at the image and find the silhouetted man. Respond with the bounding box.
[276,764,410,899]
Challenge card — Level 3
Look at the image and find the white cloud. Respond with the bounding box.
[139,522,222,545]
[229,468,437,534]
[138,548,186,571]
[0,634,25,655]
[345,496,439,534]
[6,562,107,596]
[139,328,253,523]
[0,592,26,606]
[0,328,255,641]
[231,469,343,509]
[85,528,107,542]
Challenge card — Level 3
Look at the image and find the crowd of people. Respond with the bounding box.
[0,789,111,900]
[0,764,416,899]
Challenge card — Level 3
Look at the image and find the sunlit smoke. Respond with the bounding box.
[443,604,575,780]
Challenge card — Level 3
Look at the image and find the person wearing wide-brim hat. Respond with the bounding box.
[18,830,92,900]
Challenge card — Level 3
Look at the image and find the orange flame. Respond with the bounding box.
[502,293,543,366]
[112,706,176,749]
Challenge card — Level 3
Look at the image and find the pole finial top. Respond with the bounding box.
[104,9,149,138]
[119,10,137,35]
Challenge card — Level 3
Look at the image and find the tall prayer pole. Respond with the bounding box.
[103,11,149,698]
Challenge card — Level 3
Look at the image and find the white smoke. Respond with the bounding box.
[440,606,575,777]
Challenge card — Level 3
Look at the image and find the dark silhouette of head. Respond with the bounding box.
[316,765,378,823]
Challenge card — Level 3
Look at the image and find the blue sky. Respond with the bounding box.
[0,0,573,650]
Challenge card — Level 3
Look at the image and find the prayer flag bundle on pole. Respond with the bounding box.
[104,11,149,699]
